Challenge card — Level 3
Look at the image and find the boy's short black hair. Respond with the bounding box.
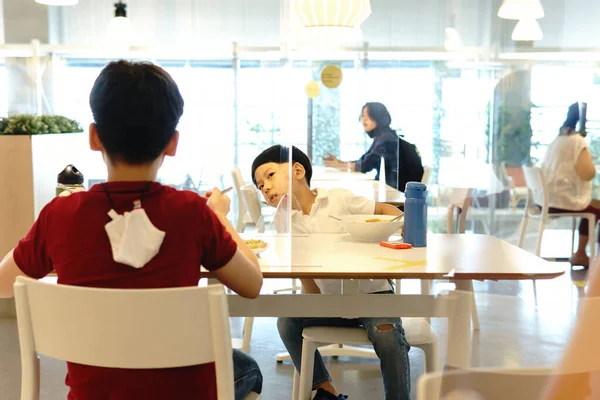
[251,145,313,186]
[89,60,184,164]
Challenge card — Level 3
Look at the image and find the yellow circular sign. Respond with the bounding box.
[304,81,320,98]
[320,65,343,89]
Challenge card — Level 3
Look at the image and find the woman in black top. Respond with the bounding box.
[323,102,402,189]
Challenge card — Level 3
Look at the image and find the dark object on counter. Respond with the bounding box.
[56,165,85,197]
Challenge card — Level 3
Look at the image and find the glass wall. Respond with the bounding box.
[5,45,600,258]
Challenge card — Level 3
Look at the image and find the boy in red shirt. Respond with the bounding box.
[0,61,263,400]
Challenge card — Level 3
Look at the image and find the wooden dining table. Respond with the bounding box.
[204,233,565,370]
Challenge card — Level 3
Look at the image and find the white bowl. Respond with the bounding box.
[336,214,404,242]
[252,244,268,256]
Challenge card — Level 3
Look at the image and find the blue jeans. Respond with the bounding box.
[233,349,263,400]
[276,291,411,400]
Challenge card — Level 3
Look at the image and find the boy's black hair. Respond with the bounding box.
[251,145,313,186]
[89,60,184,164]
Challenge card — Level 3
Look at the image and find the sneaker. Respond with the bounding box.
[312,388,348,400]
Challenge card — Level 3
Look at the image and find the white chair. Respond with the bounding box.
[13,277,260,400]
[395,188,480,331]
[232,168,255,232]
[240,183,266,233]
[295,319,439,400]
[502,163,528,211]
[421,166,432,185]
[518,166,596,260]
[417,367,553,400]
[445,188,480,331]
[240,183,300,294]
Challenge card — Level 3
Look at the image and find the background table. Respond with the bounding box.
[311,180,405,206]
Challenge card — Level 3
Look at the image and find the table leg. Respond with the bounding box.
[446,282,472,369]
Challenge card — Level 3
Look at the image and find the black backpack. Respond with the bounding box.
[397,137,424,192]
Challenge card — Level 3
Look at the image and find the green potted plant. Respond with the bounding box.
[0,114,83,135]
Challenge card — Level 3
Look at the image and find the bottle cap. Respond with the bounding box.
[57,165,84,185]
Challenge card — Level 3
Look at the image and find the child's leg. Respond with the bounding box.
[361,317,411,400]
[233,349,263,400]
[277,317,358,396]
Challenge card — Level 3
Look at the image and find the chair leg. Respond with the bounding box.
[420,340,440,373]
[292,369,300,400]
[533,280,538,305]
[420,280,432,324]
[518,216,529,249]
[299,340,321,400]
[468,281,480,331]
[535,216,547,257]
[242,317,254,353]
[571,217,577,255]
[588,217,596,262]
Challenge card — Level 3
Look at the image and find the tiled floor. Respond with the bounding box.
[0,264,589,400]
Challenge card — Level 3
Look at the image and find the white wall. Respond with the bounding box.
[0,0,4,44]
[537,0,600,48]
[3,0,48,43]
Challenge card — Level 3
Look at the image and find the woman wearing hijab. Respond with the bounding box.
[542,102,598,268]
[323,102,423,191]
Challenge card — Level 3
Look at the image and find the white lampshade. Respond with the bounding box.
[511,18,543,41]
[35,0,79,5]
[498,0,545,20]
[444,27,464,51]
[107,16,133,44]
[293,0,371,48]
[106,2,133,45]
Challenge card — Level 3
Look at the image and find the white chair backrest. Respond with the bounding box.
[14,277,234,399]
[446,187,472,234]
[241,183,263,224]
[232,168,248,216]
[421,166,432,185]
[417,367,554,400]
[522,166,548,211]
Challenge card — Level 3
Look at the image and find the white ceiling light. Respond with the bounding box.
[498,0,545,20]
[293,0,371,49]
[35,0,79,5]
[511,18,543,41]
[107,1,133,45]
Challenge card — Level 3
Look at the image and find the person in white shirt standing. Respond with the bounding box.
[542,102,598,268]
[251,145,410,400]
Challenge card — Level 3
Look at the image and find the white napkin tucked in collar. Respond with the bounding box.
[105,207,165,269]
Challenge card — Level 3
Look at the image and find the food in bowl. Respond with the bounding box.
[336,214,404,242]
[245,239,267,249]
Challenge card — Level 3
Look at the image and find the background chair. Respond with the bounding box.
[232,168,255,232]
[445,187,480,331]
[14,277,259,400]
[417,367,553,400]
[396,187,479,330]
[518,166,596,260]
[294,319,439,400]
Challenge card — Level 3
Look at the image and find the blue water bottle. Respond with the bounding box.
[403,182,428,247]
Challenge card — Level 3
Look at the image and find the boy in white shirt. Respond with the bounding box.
[251,145,411,400]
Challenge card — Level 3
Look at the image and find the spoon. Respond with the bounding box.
[328,215,343,221]
[389,215,404,223]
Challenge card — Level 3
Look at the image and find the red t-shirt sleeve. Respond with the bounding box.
[13,205,53,279]
[199,203,238,271]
